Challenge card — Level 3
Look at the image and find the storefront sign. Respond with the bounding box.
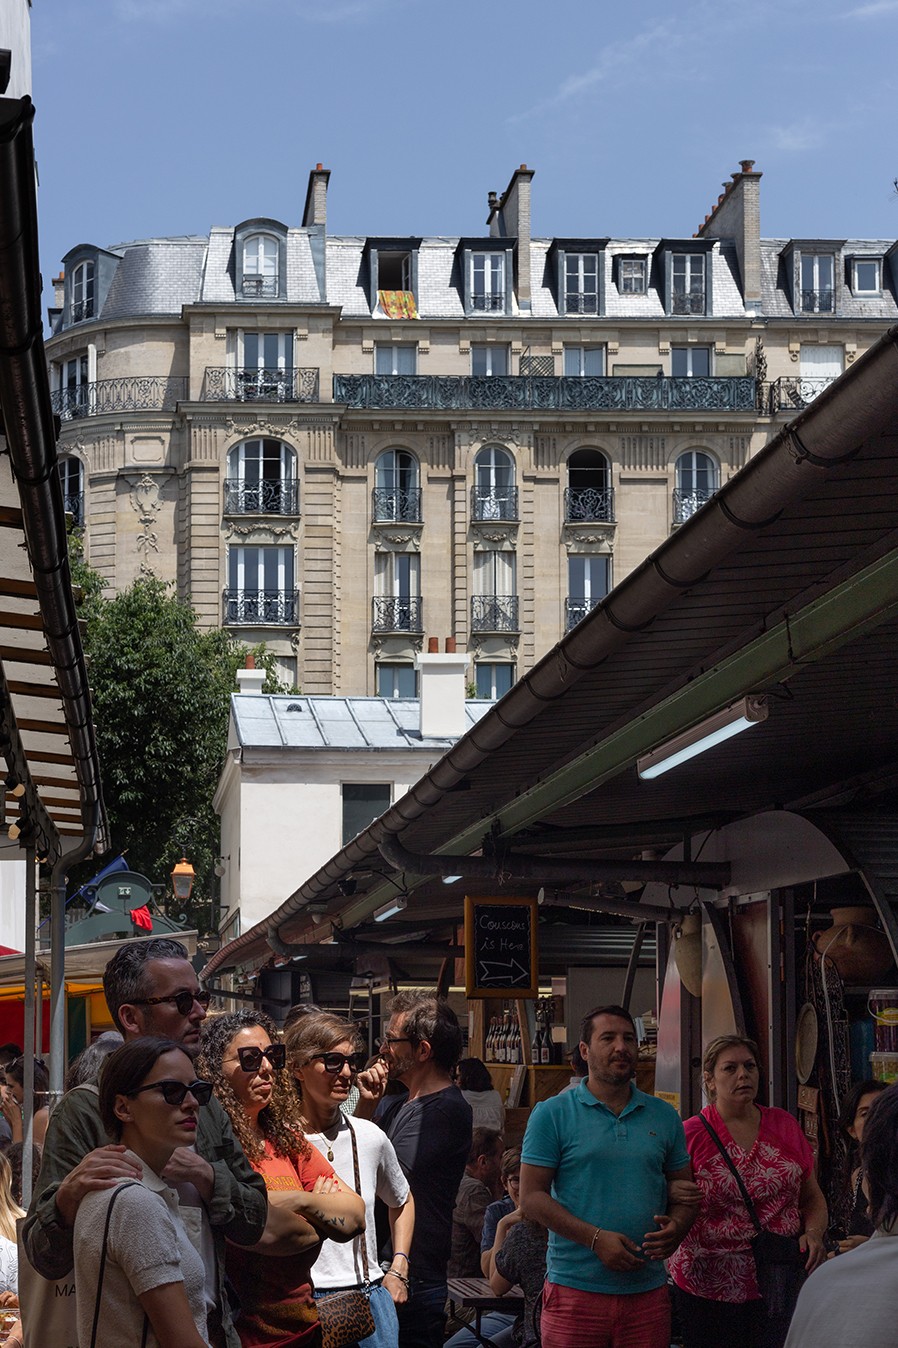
[464,895,539,999]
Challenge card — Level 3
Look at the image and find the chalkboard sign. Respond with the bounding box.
[464,896,539,999]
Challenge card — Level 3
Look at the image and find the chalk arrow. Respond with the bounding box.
[477,958,529,983]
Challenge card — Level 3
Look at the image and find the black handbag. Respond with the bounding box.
[699,1114,806,1320]
[315,1121,377,1348]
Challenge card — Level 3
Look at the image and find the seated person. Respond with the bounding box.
[448,1127,503,1277]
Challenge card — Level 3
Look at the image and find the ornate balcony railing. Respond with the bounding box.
[71,300,95,324]
[565,596,603,631]
[372,597,423,632]
[671,292,706,315]
[673,488,716,524]
[470,293,505,312]
[564,294,600,315]
[564,486,615,523]
[51,376,188,420]
[62,491,85,528]
[472,487,519,521]
[768,375,837,415]
[223,590,299,626]
[202,368,319,403]
[471,595,520,632]
[372,488,422,523]
[241,275,278,298]
[223,479,299,516]
[800,289,835,314]
[334,374,757,414]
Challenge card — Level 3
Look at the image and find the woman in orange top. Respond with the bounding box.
[199,1012,365,1348]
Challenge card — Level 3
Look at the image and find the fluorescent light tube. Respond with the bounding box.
[373,896,408,922]
[637,697,768,780]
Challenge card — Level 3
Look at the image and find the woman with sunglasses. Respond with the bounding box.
[198,1011,365,1348]
[73,1036,215,1348]
[285,1012,415,1348]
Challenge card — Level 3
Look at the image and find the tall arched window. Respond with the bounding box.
[373,450,421,522]
[472,446,516,520]
[242,234,279,298]
[71,260,95,322]
[58,458,84,528]
[565,449,613,522]
[674,450,719,523]
[225,439,297,515]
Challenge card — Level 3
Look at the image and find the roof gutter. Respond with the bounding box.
[0,96,106,856]
[202,327,898,978]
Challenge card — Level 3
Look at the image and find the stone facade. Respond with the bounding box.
[46,162,898,695]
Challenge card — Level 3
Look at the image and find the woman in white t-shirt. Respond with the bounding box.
[456,1059,504,1133]
[286,1012,415,1348]
[73,1037,214,1348]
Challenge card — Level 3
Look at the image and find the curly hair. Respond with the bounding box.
[197,1010,309,1165]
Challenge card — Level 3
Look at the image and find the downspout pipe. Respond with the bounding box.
[377,834,730,890]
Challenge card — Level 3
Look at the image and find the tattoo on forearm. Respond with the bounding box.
[311,1207,347,1229]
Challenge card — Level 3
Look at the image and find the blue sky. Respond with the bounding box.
[31,0,898,306]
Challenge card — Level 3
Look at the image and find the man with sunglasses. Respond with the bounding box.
[22,937,267,1348]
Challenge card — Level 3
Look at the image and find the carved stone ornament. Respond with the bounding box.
[128,473,163,575]
[472,524,518,550]
[223,415,302,442]
[467,425,530,449]
[565,534,615,555]
[470,633,519,657]
[377,533,421,552]
[225,521,298,543]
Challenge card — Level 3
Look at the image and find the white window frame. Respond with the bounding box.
[376,663,418,699]
[619,257,647,295]
[671,254,705,313]
[473,549,516,598]
[228,544,294,595]
[564,253,599,315]
[375,343,417,376]
[852,258,882,295]
[563,345,605,377]
[676,450,719,498]
[471,345,509,377]
[671,346,712,378]
[71,260,95,321]
[374,551,420,600]
[799,253,835,312]
[474,663,515,700]
[470,252,505,313]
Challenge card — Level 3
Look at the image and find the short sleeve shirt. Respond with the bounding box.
[481,1196,515,1255]
[669,1104,814,1303]
[521,1080,689,1295]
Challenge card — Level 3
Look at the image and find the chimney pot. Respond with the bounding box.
[740,159,756,173]
[445,637,456,653]
[316,162,323,170]
[245,654,256,669]
[428,636,439,654]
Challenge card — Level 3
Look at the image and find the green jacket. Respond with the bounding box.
[22,1084,267,1347]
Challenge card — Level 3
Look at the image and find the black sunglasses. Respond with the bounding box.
[128,1078,213,1107]
[132,990,212,1017]
[235,1044,286,1073]
[309,1051,368,1075]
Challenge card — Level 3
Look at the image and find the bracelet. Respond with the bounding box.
[385,1268,410,1288]
[590,1227,603,1252]
[391,1251,410,1262]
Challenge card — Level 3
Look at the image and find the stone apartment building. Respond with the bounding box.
[46,161,898,695]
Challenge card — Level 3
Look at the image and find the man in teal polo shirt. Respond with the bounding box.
[521,1004,697,1348]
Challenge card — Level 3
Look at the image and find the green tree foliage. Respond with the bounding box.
[75,568,285,933]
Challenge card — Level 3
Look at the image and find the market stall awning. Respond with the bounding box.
[203,328,898,982]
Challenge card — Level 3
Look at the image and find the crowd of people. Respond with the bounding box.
[0,937,891,1346]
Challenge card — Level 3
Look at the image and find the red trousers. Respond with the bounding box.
[540,1280,671,1348]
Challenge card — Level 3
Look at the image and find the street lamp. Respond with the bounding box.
[171,855,196,902]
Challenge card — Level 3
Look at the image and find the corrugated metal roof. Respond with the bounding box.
[233,694,493,752]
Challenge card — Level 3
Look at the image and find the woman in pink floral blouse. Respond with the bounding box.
[669,1035,828,1348]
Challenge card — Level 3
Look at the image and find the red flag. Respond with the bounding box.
[130,905,153,931]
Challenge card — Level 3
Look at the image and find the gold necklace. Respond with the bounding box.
[301,1116,340,1163]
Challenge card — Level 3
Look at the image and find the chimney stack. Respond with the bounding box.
[303,163,330,228]
[236,653,266,696]
[415,638,469,739]
[696,161,762,315]
[487,165,535,313]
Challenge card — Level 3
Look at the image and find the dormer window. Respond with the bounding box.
[242,234,279,298]
[367,240,420,317]
[800,253,834,313]
[671,253,705,315]
[619,257,647,295]
[851,257,881,296]
[563,253,600,315]
[71,261,95,323]
[470,252,506,313]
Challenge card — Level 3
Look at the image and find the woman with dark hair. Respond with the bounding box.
[785,1084,898,1345]
[1,1057,49,1145]
[456,1058,504,1132]
[287,1011,414,1348]
[669,1034,828,1348]
[198,1010,365,1348]
[73,1036,214,1348]
[835,1078,888,1252]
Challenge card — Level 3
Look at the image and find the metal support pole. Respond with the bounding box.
[22,846,35,1207]
[48,808,99,1104]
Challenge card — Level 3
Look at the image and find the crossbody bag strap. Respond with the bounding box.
[698,1113,763,1235]
[90,1181,148,1348]
[344,1119,370,1287]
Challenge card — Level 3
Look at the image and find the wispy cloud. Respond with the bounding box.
[767,118,826,152]
[844,0,898,15]
[113,0,406,22]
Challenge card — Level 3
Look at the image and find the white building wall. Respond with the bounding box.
[0,860,26,952]
[0,1,32,97]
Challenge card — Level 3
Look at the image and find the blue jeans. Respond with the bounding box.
[314,1281,399,1348]
[445,1309,518,1347]
[396,1278,448,1348]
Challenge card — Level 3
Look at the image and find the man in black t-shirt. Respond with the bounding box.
[372,991,473,1348]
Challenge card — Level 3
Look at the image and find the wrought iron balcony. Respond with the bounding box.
[71,300,95,323]
[564,487,615,523]
[800,288,835,313]
[241,275,278,299]
[203,368,319,403]
[565,596,603,631]
[672,488,716,524]
[671,292,706,316]
[334,374,757,414]
[62,491,85,528]
[51,376,188,420]
[223,589,299,626]
[472,487,519,521]
[768,376,837,415]
[223,479,299,516]
[372,488,422,524]
[470,293,505,312]
[471,595,519,633]
[371,597,423,632]
[564,294,600,315]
